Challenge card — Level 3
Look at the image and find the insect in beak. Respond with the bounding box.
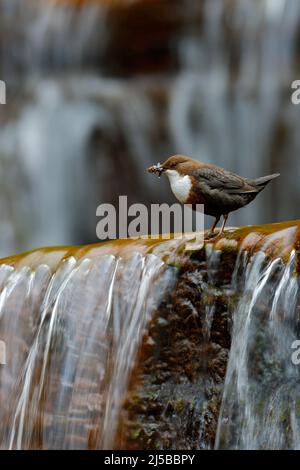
[147,163,164,177]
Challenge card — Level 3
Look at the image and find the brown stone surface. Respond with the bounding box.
[115,221,300,449]
[116,248,236,449]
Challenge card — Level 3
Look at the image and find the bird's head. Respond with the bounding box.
[147,154,197,177]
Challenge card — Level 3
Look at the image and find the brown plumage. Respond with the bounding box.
[148,155,280,237]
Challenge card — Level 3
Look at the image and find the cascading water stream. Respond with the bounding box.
[216,228,300,449]
[0,224,300,449]
[0,241,178,449]
[1,0,300,256]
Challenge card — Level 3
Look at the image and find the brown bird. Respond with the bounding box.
[148,155,280,237]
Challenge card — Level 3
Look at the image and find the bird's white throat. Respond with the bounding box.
[165,170,192,203]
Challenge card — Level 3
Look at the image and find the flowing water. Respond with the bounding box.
[1,0,300,256]
[0,225,300,449]
[216,226,300,449]
[1,0,300,450]
[0,239,180,449]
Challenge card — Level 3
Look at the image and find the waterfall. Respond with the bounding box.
[1,0,300,451]
[216,226,300,449]
[1,0,300,256]
[0,224,300,449]
[172,0,300,225]
[0,76,166,255]
[0,240,179,449]
[0,0,108,75]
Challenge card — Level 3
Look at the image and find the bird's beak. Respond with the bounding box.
[147,163,165,177]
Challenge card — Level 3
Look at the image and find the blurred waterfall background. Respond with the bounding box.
[0,0,299,257]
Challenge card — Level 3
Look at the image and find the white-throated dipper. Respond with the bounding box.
[147,155,280,237]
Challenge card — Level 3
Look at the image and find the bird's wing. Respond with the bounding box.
[192,166,258,194]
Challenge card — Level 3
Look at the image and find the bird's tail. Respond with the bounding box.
[251,173,280,190]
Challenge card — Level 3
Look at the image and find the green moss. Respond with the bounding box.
[166,399,185,413]
[130,428,141,440]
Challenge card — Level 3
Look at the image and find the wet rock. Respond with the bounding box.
[116,221,300,449]
[1,221,300,449]
[117,246,237,449]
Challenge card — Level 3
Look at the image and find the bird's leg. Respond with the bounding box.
[205,216,220,239]
[219,214,229,235]
[205,215,228,241]
[209,216,220,235]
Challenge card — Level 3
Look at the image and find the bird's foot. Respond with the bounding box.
[204,230,222,242]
